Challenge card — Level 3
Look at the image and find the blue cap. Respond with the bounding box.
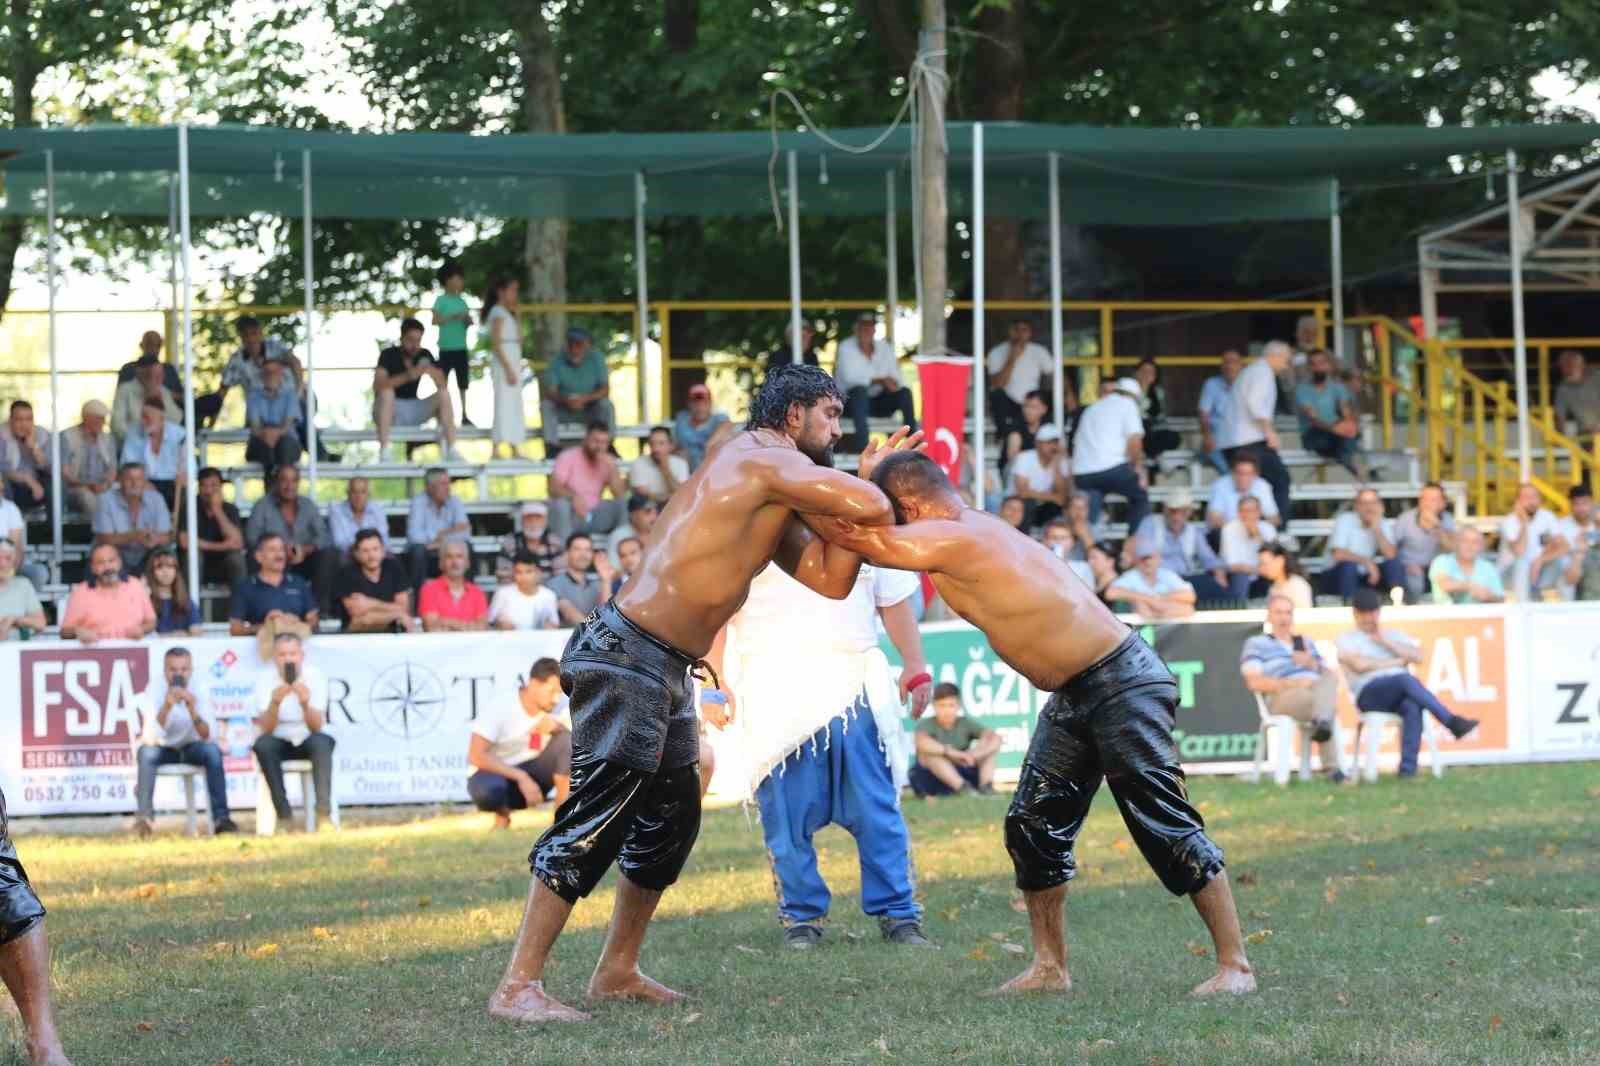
[566,327,592,344]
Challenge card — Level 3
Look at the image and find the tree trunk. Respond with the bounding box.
[664,0,698,52]
[973,0,1028,345]
[0,0,40,322]
[512,1,567,365]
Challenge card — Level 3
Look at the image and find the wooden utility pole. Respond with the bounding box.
[918,0,947,358]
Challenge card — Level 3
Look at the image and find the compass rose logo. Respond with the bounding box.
[368,662,448,740]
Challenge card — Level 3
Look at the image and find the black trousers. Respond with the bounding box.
[0,789,46,946]
[245,430,303,482]
[468,732,573,811]
[253,733,337,818]
[843,387,918,453]
[1222,443,1292,525]
[1005,633,1224,897]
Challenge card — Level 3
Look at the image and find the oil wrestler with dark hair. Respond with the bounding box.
[1,789,72,1064]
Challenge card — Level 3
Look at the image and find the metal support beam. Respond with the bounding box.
[885,170,897,348]
[45,150,62,577]
[1047,151,1065,439]
[1507,148,1532,481]
[972,122,986,491]
[634,171,650,423]
[179,126,200,598]
[787,150,802,365]
[302,150,318,492]
[1330,179,1345,362]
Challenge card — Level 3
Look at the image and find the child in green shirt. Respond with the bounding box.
[431,261,473,416]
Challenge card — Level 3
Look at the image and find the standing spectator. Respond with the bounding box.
[607,495,658,569]
[1220,340,1293,522]
[835,312,917,452]
[419,540,488,632]
[483,275,527,458]
[404,467,471,597]
[245,359,302,483]
[1197,349,1242,473]
[133,646,236,837]
[1240,595,1344,781]
[547,422,627,543]
[334,528,413,634]
[59,542,156,643]
[251,631,336,829]
[547,532,613,625]
[111,353,183,443]
[1555,483,1599,599]
[1220,496,1277,601]
[229,533,319,638]
[1069,377,1148,533]
[998,495,1028,533]
[910,683,1000,797]
[628,425,690,505]
[613,536,644,594]
[142,548,201,636]
[986,318,1055,439]
[1002,390,1049,469]
[1428,526,1505,605]
[60,398,117,518]
[540,326,614,456]
[119,397,185,509]
[328,476,388,556]
[0,400,50,512]
[1320,488,1403,602]
[1295,349,1363,477]
[1391,483,1456,603]
[372,316,461,461]
[764,320,820,373]
[1131,491,1229,602]
[1337,588,1479,777]
[1132,359,1182,468]
[431,261,474,418]
[488,550,560,631]
[245,465,337,613]
[1554,349,1600,440]
[0,495,47,591]
[467,657,572,829]
[115,330,181,393]
[501,500,560,576]
[673,383,731,470]
[176,466,246,598]
[216,315,301,426]
[1205,454,1280,529]
[0,540,46,641]
[1258,542,1314,610]
[1498,482,1566,601]
[1007,424,1069,528]
[93,461,172,575]
[1106,539,1197,618]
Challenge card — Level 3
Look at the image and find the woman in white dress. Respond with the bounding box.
[484,276,525,457]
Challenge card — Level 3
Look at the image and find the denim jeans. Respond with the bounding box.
[1302,426,1361,475]
[1073,462,1149,535]
[842,386,918,453]
[135,741,231,825]
[1222,444,1291,524]
[1321,558,1406,603]
[1356,674,1461,774]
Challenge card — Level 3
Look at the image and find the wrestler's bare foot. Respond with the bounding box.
[587,966,687,1004]
[29,1041,74,1066]
[1190,964,1257,998]
[487,979,592,1023]
[992,959,1072,996]
[491,811,512,831]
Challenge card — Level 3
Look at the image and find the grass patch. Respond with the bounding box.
[6,762,1598,1064]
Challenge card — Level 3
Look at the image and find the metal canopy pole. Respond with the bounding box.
[885,171,897,348]
[45,150,62,577]
[302,150,318,492]
[972,123,986,492]
[1506,148,1532,481]
[168,177,179,351]
[1418,235,1440,341]
[633,172,651,425]
[178,126,200,598]
[787,150,802,365]
[1048,151,1065,439]
[1330,179,1345,362]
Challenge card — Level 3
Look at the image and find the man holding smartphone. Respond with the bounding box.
[1239,595,1348,783]
[133,648,237,838]
[251,632,336,829]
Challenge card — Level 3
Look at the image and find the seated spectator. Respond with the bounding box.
[1428,526,1505,605]
[672,383,730,471]
[1130,490,1228,602]
[1320,488,1402,602]
[328,476,388,556]
[115,330,182,394]
[548,422,627,543]
[467,657,572,829]
[1556,483,1599,598]
[1498,482,1566,601]
[245,359,302,483]
[501,500,561,576]
[1258,542,1313,610]
[1219,340,1294,522]
[0,400,50,512]
[1008,424,1069,528]
[1220,496,1277,601]
[143,548,201,635]
[1069,377,1148,533]
[1197,348,1242,474]
[176,466,246,598]
[540,327,614,455]
[959,440,1002,513]
[373,316,461,460]
[835,312,917,452]
[1081,540,1119,601]
[763,320,820,373]
[0,493,47,590]
[245,464,338,615]
[120,396,186,509]
[987,318,1055,440]
[229,533,319,638]
[612,536,644,594]
[430,261,474,417]
[60,542,157,643]
[1554,349,1600,440]
[998,495,1028,534]
[1240,595,1344,781]
[488,550,560,631]
[608,495,658,569]
[1205,454,1279,529]
[1391,482,1456,603]
[419,540,488,632]
[60,398,117,518]
[1337,588,1479,776]
[334,528,413,634]
[1063,491,1105,555]
[94,461,172,575]
[1107,537,1197,618]
[547,532,613,625]
[1040,518,1077,561]
[1002,390,1050,469]
[214,315,302,429]
[629,424,690,505]
[1294,348,1363,477]
[0,540,46,641]
[1132,358,1182,468]
[909,682,1000,797]
[133,646,236,837]
[405,467,471,596]
[251,631,335,827]
[111,353,183,443]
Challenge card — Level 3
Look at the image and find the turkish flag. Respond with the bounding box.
[915,357,971,486]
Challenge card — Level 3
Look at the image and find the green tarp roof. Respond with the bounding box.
[1,122,1597,225]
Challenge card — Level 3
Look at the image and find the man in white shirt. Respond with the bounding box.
[1498,482,1566,601]
[1220,341,1293,522]
[1105,539,1196,619]
[489,551,560,630]
[467,657,572,829]
[1319,488,1403,603]
[1069,377,1149,534]
[328,477,389,555]
[1205,454,1280,529]
[250,631,336,827]
[0,495,47,591]
[1008,424,1070,528]
[1197,349,1242,473]
[628,425,690,505]
[987,318,1056,438]
[607,495,658,570]
[834,312,917,451]
[1556,484,1598,598]
[1219,496,1277,600]
[133,646,237,837]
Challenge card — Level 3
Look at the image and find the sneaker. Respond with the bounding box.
[213,818,240,835]
[878,917,933,946]
[1310,721,1334,744]
[784,923,824,950]
[1447,716,1480,741]
[1328,770,1351,786]
[976,782,997,796]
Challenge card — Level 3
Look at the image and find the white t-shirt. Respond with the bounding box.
[1555,515,1599,558]
[1110,567,1191,597]
[136,680,213,748]
[0,498,23,543]
[471,700,565,766]
[1206,476,1279,523]
[252,662,330,746]
[1499,508,1562,565]
[987,341,1056,406]
[1220,519,1277,569]
[1070,394,1143,476]
[1328,511,1396,561]
[1009,449,1067,495]
[734,562,918,656]
[1221,358,1278,449]
[834,337,901,394]
[628,453,690,501]
[488,584,559,630]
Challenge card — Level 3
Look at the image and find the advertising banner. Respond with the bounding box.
[1523,605,1600,757]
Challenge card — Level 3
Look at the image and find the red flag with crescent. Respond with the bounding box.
[913,357,971,607]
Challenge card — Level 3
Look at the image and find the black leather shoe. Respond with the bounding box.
[879,917,933,946]
[784,923,824,950]
[1447,716,1480,740]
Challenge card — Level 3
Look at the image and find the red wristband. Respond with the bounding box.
[904,671,933,691]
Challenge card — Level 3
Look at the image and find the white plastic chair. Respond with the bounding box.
[1353,710,1444,783]
[128,736,206,835]
[1249,693,1346,786]
[255,758,341,836]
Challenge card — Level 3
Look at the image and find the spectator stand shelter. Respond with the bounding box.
[4,122,1600,595]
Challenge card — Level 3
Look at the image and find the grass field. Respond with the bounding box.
[4,761,1597,1065]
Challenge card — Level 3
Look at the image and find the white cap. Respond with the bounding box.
[1035,424,1063,443]
[1115,377,1143,401]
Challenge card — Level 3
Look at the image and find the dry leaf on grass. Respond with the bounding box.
[1324,884,1338,905]
[1186,942,1211,958]
[1540,844,1561,858]
[1010,897,1028,914]
[734,944,762,955]
[249,943,280,959]
[1001,942,1026,955]
[1425,915,1443,926]
[1489,1015,1503,1035]
[1245,929,1273,945]
[874,1036,891,1055]
[312,927,335,941]
[416,896,432,908]
[1235,871,1258,886]
[965,943,993,962]
[989,932,1008,942]
[682,1012,703,1025]
[134,1022,154,1034]
[135,883,159,899]
[1111,839,1132,853]
[1335,992,1350,1008]
[843,930,865,942]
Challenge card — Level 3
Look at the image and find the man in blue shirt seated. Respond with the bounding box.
[1129,490,1229,602]
[1105,539,1197,619]
[1239,595,1346,782]
[120,397,186,510]
[229,532,318,639]
[1294,349,1364,478]
[245,359,302,483]
[1427,526,1505,605]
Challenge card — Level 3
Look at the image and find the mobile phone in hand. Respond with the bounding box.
[1292,635,1306,652]
[283,663,299,684]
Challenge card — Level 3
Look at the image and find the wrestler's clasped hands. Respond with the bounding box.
[857,426,927,481]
